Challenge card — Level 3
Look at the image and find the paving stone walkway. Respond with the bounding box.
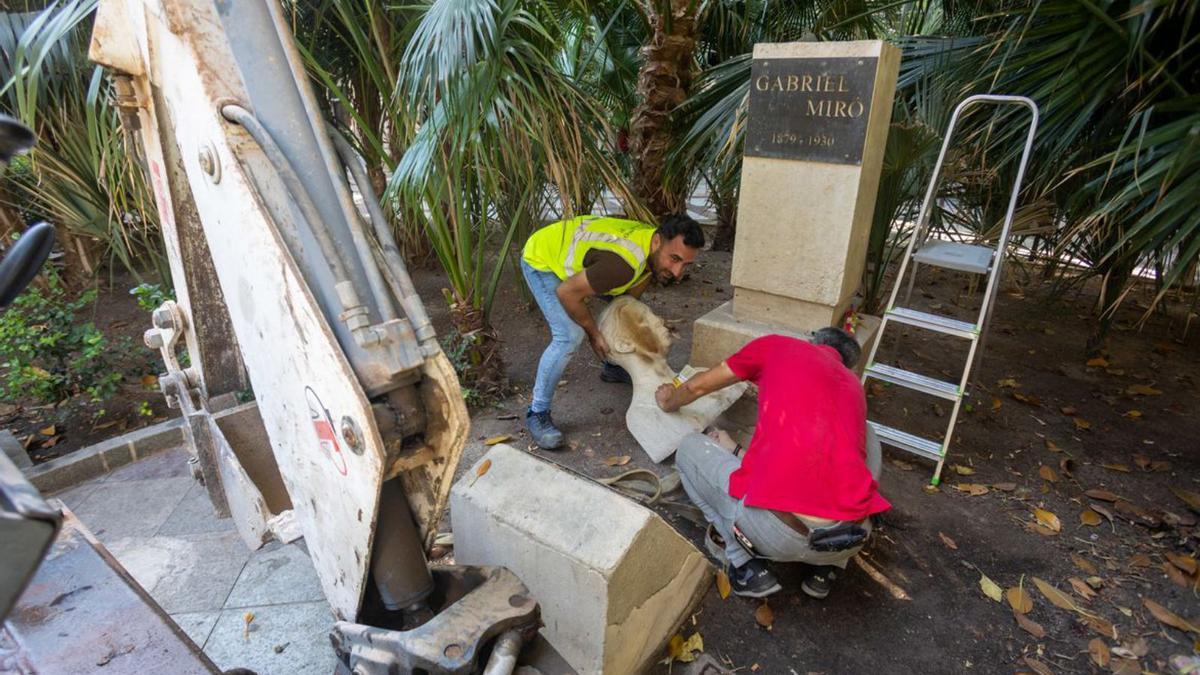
[51,447,338,675]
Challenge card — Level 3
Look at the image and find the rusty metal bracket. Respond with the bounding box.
[330,566,539,675]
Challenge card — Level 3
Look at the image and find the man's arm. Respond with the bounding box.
[556,271,609,360]
[655,362,743,413]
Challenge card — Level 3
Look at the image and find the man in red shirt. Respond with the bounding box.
[656,329,889,598]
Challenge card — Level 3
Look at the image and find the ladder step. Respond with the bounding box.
[912,240,994,274]
[868,421,944,461]
[865,363,960,400]
[887,307,978,339]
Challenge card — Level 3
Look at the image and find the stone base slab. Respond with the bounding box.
[690,301,880,376]
[450,444,712,675]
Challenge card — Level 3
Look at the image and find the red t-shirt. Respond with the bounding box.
[725,335,890,521]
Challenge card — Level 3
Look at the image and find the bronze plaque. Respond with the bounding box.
[744,56,878,165]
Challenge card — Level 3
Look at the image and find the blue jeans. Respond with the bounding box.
[521,259,584,414]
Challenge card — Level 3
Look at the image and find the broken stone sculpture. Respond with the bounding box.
[597,297,748,462]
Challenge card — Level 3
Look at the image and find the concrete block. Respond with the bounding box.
[451,445,712,675]
[1,429,32,469]
[732,287,851,334]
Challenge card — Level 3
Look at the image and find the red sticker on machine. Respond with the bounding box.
[305,386,348,476]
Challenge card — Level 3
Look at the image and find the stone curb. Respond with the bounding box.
[25,417,186,493]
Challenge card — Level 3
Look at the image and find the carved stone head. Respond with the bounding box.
[597,296,671,366]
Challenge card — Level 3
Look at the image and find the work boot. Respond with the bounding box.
[599,361,632,385]
[525,409,564,450]
[727,560,781,598]
[801,566,838,600]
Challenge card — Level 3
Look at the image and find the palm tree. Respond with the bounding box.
[389,0,643,392]
[627,0,702,216]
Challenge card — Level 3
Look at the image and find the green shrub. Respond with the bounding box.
[129,282,173,312]
[0,278,128,403]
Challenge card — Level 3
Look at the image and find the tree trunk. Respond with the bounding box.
[628,0,699,218]
[448,300,505,402]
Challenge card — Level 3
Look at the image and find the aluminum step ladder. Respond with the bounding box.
[862,95,1039,485]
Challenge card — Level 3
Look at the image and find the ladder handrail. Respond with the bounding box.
[862,95,1039,485]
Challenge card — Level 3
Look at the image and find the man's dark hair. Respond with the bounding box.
[812,327,861,369]
[656,213,705,249]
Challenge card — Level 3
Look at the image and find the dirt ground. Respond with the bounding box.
[1,272,174,463]
[414,247,1200,675]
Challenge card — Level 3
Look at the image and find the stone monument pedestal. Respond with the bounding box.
[690,40,899,371]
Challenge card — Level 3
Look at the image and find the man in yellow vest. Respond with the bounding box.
[520,213,705,449]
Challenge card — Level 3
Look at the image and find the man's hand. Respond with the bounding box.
[589,332,611,361]
[655,383,678,412]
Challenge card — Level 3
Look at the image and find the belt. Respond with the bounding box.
[771,511,867,537]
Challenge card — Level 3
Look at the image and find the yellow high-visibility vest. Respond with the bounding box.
[522,215,656,296]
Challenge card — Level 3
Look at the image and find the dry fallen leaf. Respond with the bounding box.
[1162,562,1192,589]
[1071,554,1099,576]
[1089,502,1115,524]
[1088,638,1111,667]
[39,425,55,436]
[991,398,1002,411]
[716,570,732,599]
[1085,615,1118,640]
[1080,509,1102,526]
[665,632,704,663]
[953,483,990,496]
[141,374,158,389]
[1085,488,1121,502]
[1068,577,1097,601]
[1033,577,1079,612]
[1128,553,1152,568]
[952,464,976,476]
[483,435,511,446]
[1038,465,1059,483]
[243,611,255,641]
[1126,384,1162,396]
[998,377,1020,388]
[1034,508,1062,532]
[1044,438,1062,452]
[993,482,1017,492]
[979,573,1003,602]
[1100,463,1131,473]
[1023,656,1053,675]
[1124,410,1142,419]
[1014,609,1045,638]
[938,532,958,550]
[1086,356,1110,368]
[754,602,774,630]
[1085,576,1104,590]
[604,455,632,467]
[1166,553,1198,575]
[1006,586,1033,614]
[1143,598,1200,635]
[1073,417,1092,430]
[470,459,492,487]
[1060,405,1077,415]
[1171,487,1200,513]
[889,458,915,471]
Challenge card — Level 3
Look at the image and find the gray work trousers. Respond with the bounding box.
[675,430,881,569]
